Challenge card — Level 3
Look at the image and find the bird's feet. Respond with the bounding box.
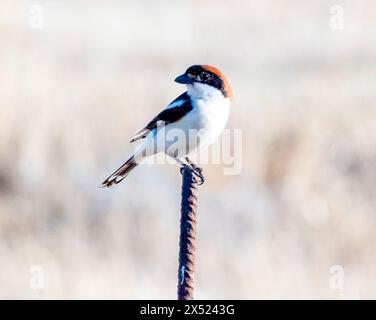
[192,166,205,185]
[180,163,190,175]
[184,157,205,185]
[180,164,204,185]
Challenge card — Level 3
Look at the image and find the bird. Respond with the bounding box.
[100,64,232,188]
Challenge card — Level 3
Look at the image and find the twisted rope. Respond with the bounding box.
[177,166,202,300]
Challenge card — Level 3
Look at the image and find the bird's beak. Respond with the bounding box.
[175,74,193,84]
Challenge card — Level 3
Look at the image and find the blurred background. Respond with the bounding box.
[1,0,376,299]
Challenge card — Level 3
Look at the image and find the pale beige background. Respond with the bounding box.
[1,0,376,299]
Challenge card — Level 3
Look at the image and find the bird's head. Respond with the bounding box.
[175,65,232,100]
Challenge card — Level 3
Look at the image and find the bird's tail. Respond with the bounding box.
[100,156,138,188]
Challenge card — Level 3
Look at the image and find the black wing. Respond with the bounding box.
[131,92,192,142]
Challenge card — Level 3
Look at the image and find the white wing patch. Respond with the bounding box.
[130,93,190,143]
[166,98,186,109]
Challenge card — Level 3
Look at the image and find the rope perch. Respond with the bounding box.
[177,165,203,300]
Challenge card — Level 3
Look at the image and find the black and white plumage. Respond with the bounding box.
[130,92,192,143]
[101,65,232,188]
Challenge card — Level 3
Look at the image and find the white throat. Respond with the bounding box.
[187,83,224,102]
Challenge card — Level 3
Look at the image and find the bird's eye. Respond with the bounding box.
[201,72,210,80]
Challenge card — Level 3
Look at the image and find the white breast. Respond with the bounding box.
[179,83,230,154]
[194,96,229,147]
[142,83,231,159]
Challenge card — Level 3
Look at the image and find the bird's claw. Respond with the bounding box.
[180,164,190,175]
[180,163,204,185]
[192,166,205,185]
